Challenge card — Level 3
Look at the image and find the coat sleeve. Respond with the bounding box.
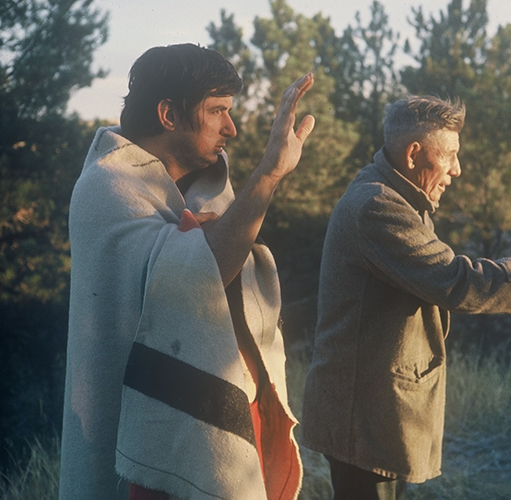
[356,190,511,314]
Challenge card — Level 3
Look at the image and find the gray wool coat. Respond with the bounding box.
[301,148,511,483]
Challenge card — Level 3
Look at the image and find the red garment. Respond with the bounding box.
[250,398,265,482]
[129,483,169,500]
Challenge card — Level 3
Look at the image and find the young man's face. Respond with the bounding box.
[171,95,237,174]
[412,129,461,203]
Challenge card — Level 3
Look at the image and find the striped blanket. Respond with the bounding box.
[59,127,301,500]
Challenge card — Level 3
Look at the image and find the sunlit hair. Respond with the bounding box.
[384,95,466,155]
[120,43,242,141]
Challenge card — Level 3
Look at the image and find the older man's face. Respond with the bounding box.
[413,129,461,202]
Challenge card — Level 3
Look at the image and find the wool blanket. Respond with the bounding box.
[59,127,302,500]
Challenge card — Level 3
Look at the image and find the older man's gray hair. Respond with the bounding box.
[384,95,466,156]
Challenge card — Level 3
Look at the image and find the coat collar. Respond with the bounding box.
[374,148,438,213]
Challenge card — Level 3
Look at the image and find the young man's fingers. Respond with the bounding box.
[295,114,315,143]
[271,73,314,136]
[296,73,314,100]
[280,73,314,113]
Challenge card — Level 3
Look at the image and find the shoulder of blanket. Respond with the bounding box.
[78,127,177,200]
[83,126,161,172]
[71,127,183,227]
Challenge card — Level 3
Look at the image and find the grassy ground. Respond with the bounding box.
[290,344,511,499]
[1,346,510,499]
[0,437,60,500]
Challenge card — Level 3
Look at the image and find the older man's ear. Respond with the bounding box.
[405,141,422,171]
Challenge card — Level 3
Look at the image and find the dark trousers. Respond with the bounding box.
[325,456,406,500]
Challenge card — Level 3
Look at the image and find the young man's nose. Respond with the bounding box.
[223,115,237,138]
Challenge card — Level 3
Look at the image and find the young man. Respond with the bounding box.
[301,95,511,499]
[59,43,314,500]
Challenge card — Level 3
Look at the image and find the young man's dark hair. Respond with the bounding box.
[120,43,243,141]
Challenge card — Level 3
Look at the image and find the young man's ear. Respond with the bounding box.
[157,99,177,131]
[405,141,421,170]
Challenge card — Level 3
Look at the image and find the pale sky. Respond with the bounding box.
[67,0,511,121]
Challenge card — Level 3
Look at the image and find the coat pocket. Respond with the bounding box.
[384,358,445,479]
[353,357,446,482]
[391,355,444,391]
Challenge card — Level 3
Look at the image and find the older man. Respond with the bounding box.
[301,95,511,499]
[59,44,314,500]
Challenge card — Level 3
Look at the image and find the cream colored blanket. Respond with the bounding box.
[59,127,301,500]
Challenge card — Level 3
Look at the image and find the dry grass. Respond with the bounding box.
[286,347,334,499]
[1,346,510,499]
[288,345,511,499]
[0,437,60,500]
[407,347,511,499]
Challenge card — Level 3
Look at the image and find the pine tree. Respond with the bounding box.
[0,0,109,469]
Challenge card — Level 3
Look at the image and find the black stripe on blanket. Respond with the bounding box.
[124,342,256,447]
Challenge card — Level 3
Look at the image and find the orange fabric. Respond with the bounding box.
[129,483,169,500]
[259,382,302,500]
[177,209,201,232]
[250,398,265,482]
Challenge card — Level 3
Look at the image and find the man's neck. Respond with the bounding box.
[134,135,186,182]
[383,146,407,174]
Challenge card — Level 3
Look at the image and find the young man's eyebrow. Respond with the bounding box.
[204,97,232,109]
[208,104,230,111]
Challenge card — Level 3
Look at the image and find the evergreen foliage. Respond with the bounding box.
[0,0,109,471]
